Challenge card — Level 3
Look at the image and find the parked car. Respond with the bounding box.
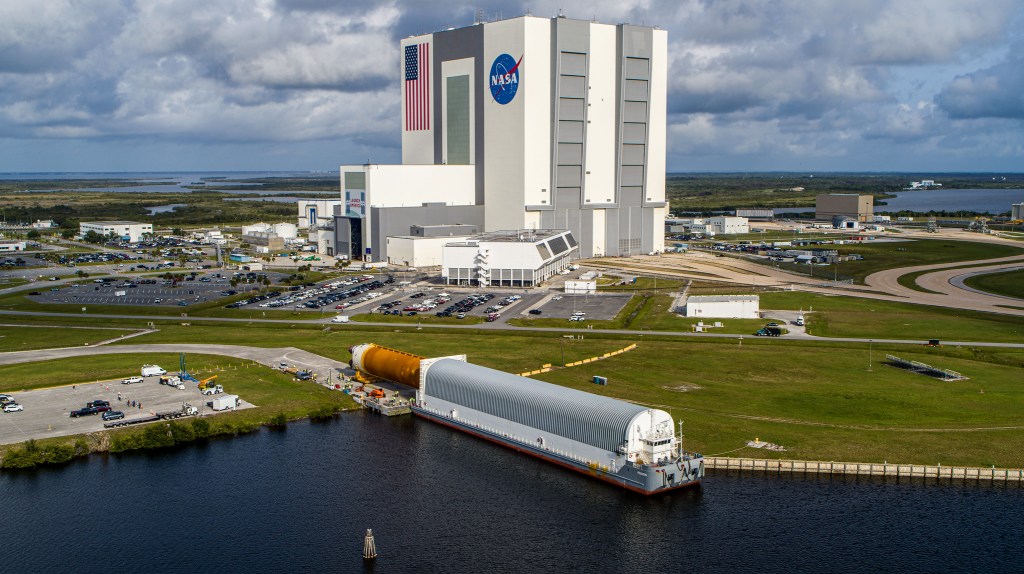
[0,394,13,404]
[121,376,144,385]
[3,403,24,413]
[87,400,110,408]
[70,407,98,417]
[102,410,125,421]
[528,309,543,315]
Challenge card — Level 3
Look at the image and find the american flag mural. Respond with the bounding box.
[404,43,430,131]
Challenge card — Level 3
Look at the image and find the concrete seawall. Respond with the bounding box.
[705,457,1024,483]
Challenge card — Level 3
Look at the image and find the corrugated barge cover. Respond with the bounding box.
[424,359,649,452]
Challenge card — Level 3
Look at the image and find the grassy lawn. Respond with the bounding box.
[530,339,1024,467]
[1,319,1023,467]
[964,269,1024,300]
[0,325,141,351]
[0,277,29,288]
[749,238,1023,284]
[760,291,1024,342]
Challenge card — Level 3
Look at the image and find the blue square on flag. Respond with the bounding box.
[405,45,418,80]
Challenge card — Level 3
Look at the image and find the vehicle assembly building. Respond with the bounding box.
[349,343,703,494]
[330,14,669,264]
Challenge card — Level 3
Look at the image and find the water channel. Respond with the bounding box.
[2,413,1019,573]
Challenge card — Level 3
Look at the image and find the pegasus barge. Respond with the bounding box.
[350,344,703,494]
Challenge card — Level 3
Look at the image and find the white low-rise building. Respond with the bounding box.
[684,295,759,319]
[386,235,470,268]
[443,230,577,288]
[707,216,749,235]
[564,280,597,295]
[0,240,27,252]
[79,221,153,243]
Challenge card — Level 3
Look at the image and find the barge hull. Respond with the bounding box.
[413,406,701,495]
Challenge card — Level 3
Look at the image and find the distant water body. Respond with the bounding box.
[876,188,1024,214]
[0,171,337,197]
[2,414,1020,573]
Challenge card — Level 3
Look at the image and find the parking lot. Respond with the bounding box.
[537,293,632,321]
[26,273,268,307]
[0,376,252,445]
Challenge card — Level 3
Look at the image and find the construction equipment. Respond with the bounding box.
[179,353,198,382]
[368,388,386,399]
[159,375,185,390]
[197,375,219,390]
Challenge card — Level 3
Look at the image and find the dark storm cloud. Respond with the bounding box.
[936,56,1024,120]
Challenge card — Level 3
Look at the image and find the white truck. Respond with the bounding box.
[210,394,239,411]
[141,365,167,377]
[121,376,144,385]
[201,384,224,396]
[331,315,350,323]
[159,375,185,390]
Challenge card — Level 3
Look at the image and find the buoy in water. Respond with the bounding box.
[363,529,377,560]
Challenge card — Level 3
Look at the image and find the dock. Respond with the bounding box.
[705,456,1024,483]
[363,398,412,416]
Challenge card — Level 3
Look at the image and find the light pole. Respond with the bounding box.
[868,340,873,371]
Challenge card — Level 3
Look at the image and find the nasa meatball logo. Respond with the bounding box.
[489,53,522,105]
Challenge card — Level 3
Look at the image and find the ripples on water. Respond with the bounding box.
[2,414,1020,573]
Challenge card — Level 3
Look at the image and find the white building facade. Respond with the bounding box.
[79,221,153,243]
[442,229,577,287]
[338,15,667,262]
[684,295,760,319]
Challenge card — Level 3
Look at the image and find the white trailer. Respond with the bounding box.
[210,394,240,411]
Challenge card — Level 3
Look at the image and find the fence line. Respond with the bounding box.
[705,457,1024,483]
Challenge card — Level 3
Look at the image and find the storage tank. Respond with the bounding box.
[273,222,298,239]
[349,344,423,388]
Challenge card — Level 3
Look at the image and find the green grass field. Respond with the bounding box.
[964,269,1024,300]
[1,319,1023,467]
[759,291,1024,342]
[749,238,1023,284]
[0,325,140,351]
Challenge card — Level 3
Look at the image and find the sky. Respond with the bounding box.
[1,0,1022,173]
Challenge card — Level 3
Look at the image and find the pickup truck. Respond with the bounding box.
[70,405,111,417]
[121,376,144,385]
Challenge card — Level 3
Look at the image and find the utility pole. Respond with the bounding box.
[868,340,873,371]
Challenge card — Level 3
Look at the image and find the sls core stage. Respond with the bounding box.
[349,343,704,494]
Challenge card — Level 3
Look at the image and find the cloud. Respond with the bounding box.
[936,56,1024,120]
[0,0,1022,171]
